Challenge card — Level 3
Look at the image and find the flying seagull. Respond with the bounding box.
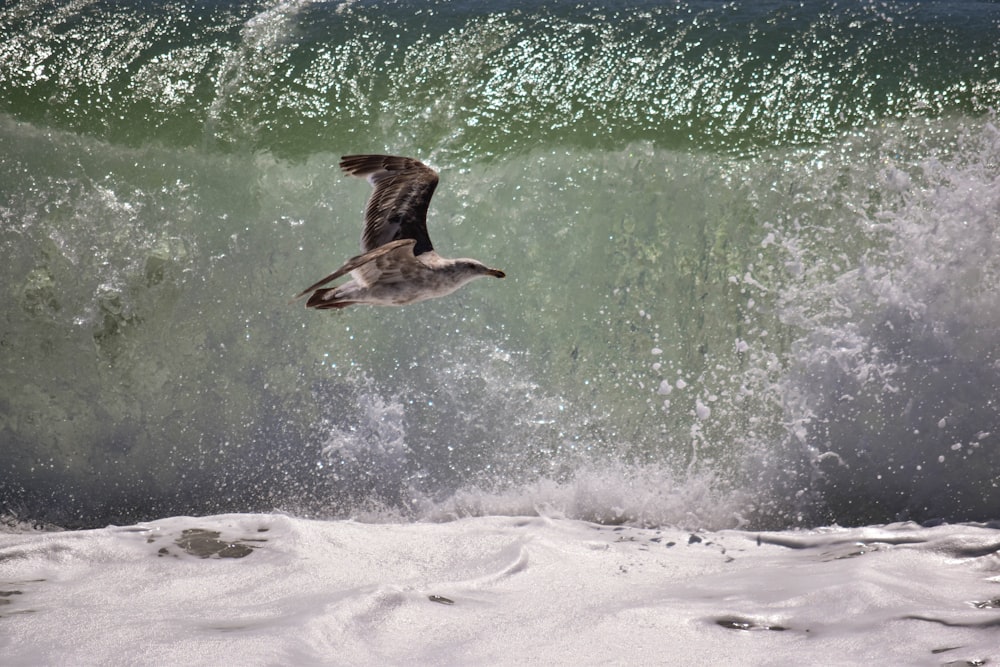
[293,154,505,309]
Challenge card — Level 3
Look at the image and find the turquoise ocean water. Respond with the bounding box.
[2,0,999,529]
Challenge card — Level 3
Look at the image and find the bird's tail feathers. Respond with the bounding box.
[305,286,358,309]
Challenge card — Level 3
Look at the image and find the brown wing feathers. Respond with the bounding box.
[338,155,439,255]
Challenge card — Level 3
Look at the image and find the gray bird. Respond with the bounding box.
[293,154,505,309]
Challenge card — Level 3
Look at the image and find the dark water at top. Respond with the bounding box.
[1,0,999,529]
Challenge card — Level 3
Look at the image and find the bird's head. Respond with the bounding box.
[456,259,505,279]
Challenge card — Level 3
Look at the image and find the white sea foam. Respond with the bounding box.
[2,515,999,665]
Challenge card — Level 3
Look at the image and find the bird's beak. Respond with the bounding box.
[486,268,506,278]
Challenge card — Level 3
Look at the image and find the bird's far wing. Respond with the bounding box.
[339,155,439,255]
[291,239,417,300]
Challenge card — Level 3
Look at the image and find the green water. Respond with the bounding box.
[2,0,1000,528]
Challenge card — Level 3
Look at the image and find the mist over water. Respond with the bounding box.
[1,0,999,529]
[769,121,1000,525]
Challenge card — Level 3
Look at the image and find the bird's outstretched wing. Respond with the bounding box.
[291,239,417,300]
[339,154,439,255]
